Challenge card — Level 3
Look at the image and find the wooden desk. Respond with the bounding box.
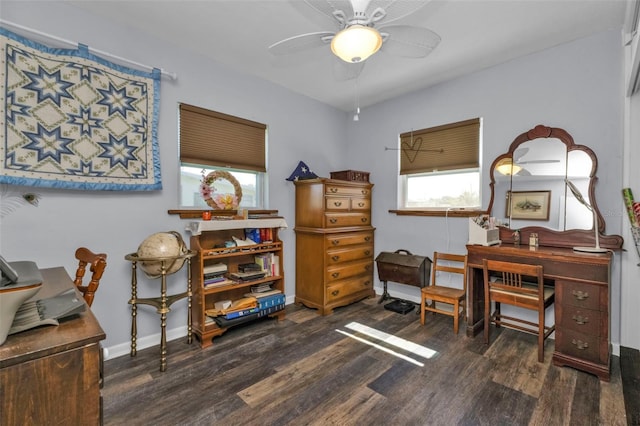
[466,244,612,380]
[0,267,106,424]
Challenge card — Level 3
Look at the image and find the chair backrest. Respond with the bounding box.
[431,252,468,290]
[482,259,543,297]
[74,247,107,307]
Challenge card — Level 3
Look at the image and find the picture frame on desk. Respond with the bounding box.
[506,190,551,220]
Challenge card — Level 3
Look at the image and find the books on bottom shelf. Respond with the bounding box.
[257,303,285,318]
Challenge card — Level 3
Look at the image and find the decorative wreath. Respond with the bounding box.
[200,170,243,210]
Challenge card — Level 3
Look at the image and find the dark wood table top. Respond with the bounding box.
[0,267,106,368]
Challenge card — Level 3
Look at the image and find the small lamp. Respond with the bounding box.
[331,25,382,63]
[565,178,608,253]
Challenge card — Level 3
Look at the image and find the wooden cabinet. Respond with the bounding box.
[294,178,375,315]
[188,218,287,348]
[0,267,105,425]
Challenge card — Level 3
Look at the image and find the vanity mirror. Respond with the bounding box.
[487,124,623,249]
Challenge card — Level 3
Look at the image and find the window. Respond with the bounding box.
[179,104,266,209]
[400,118,481,209]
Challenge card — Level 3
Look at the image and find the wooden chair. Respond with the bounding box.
[482,259,555,362]
[420,252,468,334]
[74,247,107,307]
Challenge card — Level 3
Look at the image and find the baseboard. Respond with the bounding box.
[103,294,296,361]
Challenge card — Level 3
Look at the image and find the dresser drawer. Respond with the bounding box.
[557,304,603,336]
[350,198,370,210]
[325,197,351,211]
[325,213,370,228]
[326,185,370,197]
[555,328,608,365]
[326,259,373,283]
[557,280,603,311]
[326,275,373,303]
[327,244,374,265]
[326,231,374,248]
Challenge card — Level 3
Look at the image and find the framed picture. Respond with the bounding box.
[506,190,551,220]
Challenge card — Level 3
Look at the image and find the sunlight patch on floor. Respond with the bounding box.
[335,321,438,367]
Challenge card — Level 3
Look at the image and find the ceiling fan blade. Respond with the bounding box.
[268,32,335,56]
[333,56,365,80]
[379,25,440,58]
[303,0,354,25]
[367,0,431,25]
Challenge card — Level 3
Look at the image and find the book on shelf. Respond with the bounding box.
[223,307,260,320]
[203,262,227,275]
[244,288,282,299]
[213,312,259,328]
[257,293,286,310]
[257,303,285,318]
[250,282,273,293]
[204,278,235,288]
[228,271,266,282]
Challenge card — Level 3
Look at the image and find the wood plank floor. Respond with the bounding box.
[103,298,633,425]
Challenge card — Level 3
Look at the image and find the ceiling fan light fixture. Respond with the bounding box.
[495,158,522,176]
[331,25,382,63]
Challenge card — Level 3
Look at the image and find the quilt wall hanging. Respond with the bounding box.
[0,28,162,191]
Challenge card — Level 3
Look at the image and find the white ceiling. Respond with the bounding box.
[67,0,630,112]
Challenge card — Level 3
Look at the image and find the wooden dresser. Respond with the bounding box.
[294,178,375,315]
[466,244,612,380]
[0,267,106,424]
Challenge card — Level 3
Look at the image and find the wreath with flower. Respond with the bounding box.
[200,170,243,210]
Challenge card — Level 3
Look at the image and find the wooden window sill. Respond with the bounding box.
[389,209,486,218]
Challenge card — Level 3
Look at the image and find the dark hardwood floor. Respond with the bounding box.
[103,298,634,425]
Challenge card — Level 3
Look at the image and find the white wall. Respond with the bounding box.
[0,1,349,356]
[2,2,636,356]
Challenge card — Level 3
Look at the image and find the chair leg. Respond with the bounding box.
[420,295,426,326]
[484,299,490,345]
[453,300,459,334]
[538,307,545,362]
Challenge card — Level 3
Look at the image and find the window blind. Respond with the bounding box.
[179,103,266,172]
[399,118,480,175]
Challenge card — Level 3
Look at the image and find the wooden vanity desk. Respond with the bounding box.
[466,243,612,380]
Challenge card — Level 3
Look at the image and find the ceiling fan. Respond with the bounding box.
[268,0,441,80]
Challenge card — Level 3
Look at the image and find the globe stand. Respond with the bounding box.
[125,251,196,372]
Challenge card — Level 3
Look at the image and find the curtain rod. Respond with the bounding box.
[0,19,177,81]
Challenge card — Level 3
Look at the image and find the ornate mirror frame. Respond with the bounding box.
[487,124,623,249]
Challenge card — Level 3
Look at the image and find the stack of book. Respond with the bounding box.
[254,253,280,277]
[205,297,260,328]
[245,285,285,317]
[203,263,233,287]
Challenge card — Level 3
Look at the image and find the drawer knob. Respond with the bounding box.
[334,201,342,207]
[365,264,371,271]
[330,218,338,224]
[363,281,371,286]
[364,250,371,256]
[360,218,367,223]
[332,290,339,296]
[332,272,340,278]
[364,236,371,242]
[571,339,589,350]
[358,202,365,207]
[330,187,338,193]
[572,290,589,301]
[331,255,340,261]
[572,314,589,325]
[361,190,367,195]
[332,240,340,246]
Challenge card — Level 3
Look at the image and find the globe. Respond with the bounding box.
[136,231,188,278]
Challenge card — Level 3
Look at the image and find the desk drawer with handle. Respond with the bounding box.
[325,259,373,283]
[326,275,373,303]
[326,244,374,265]
[556,280,604,311]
